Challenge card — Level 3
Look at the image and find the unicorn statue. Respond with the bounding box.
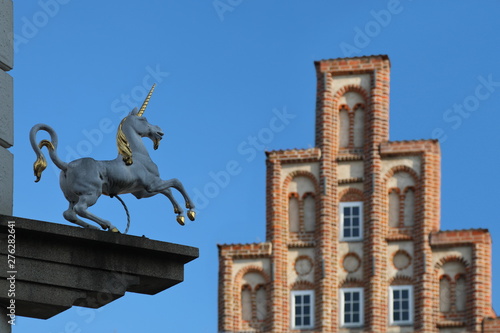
[29,84,195,232]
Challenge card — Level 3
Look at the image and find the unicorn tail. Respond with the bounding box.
[29,124,68,182]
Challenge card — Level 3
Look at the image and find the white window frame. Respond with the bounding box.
[340,202,363,241]
[389,285,414,325]
[291,290,314,329]
[340,287,364,327]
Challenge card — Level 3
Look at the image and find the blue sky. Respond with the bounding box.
[9,1,500,332]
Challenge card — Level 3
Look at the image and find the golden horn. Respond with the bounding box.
[137,83,156,116]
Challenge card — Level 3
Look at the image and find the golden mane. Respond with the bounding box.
[116,118,133,165]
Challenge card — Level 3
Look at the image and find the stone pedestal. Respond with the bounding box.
[0,215,198,322]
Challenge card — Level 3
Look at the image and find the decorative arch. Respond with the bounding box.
[434,255,470,271]
[283,170,321,195]
[434,256,470,317]
[388,187,401,195]
[339,277,364,288]
[302,192,316,199]
[384,166,420,228]
[383,165,420,184]
[353,103,365,110]
[234,266,270,330]
[283,171,320,237]
[290,280,315,290]
[333,84,370,103]
[388,275,414,286]
[339,187,364,202]
[333,85,370,150]
[403,186,415,194]
[234,265,271,287]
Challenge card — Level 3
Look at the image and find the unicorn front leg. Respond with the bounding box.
[146,178,196,224]
[161,189,186,225]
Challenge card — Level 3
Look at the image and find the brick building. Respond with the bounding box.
[218,55,500,333]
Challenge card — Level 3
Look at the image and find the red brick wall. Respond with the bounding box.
[483,317,500,332]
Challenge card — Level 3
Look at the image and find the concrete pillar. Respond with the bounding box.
[0,70,13,215]
[0,0,14,332]
[0,0,13,72]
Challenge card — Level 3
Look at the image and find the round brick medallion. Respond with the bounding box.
[393,250,412,270]
[294,257,313,276]
[343,253,361,273]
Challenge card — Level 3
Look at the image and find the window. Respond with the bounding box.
[340,202,363,241]
[340,288,364,327]
[291,290,314,329]
[389,286,413,325]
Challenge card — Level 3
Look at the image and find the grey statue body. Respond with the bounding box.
[30,108,195,231]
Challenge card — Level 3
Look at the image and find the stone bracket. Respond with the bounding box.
[0,215,199,319]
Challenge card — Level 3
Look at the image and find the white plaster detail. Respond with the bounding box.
[338,242,363,282]
[288,248,314,284]
[438,328,467,333]
[289,196,300,232]
[233,259,271,280]
[432,247,472,269]
[288,175,316,197]
[393,251,411,270]
[388,191,399,227]
[387,172,416,189]
[387,326,416,333]
[338,161,364,180]
[438,261,466,280]
[455,276,466,311]
[338,91,365,108]
[303,195,315,232]
[404,189,415,226]
[281,162,319,184]
[353,106,364,148]
[241,288,252,321]
[295,257,313,276]
[339,183,364,193]
[387,242,414,278]
[343,253,361,273]
[256,287,267,320]
[439,277,451,312]
[339,108,349,148]
[242,271,266,289]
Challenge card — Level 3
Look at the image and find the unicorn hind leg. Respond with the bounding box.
[73,193,119,232]
[63,202,99,229]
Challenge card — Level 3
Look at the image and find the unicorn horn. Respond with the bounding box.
[137,83,156,116]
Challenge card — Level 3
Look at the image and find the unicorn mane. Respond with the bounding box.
[116,118,133,165]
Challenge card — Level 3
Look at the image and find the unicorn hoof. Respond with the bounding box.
[177,215,185,226]
[110,227,120,233]
[187,210,196,221]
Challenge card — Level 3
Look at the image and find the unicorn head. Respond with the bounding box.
[116,84,164,165]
